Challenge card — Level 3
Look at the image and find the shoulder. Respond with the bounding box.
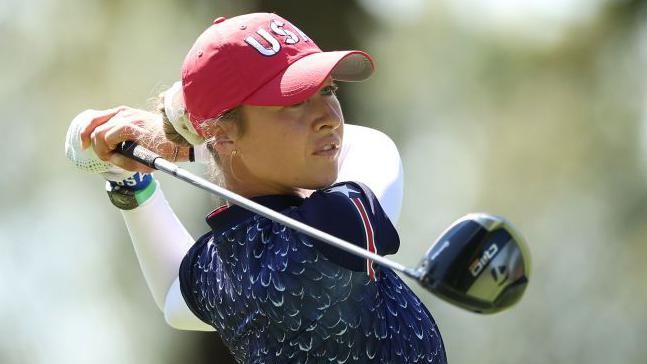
[307,181,377,211]
[297,181,400,273]
[303,181,387,229]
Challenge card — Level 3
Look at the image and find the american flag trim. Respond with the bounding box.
[350,197,376,280]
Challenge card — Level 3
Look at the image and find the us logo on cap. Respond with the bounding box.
[245,20,310,56]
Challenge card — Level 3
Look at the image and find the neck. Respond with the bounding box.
[222,174,308,199]
[218,152,314,199]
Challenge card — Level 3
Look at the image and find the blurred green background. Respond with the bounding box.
[2,0,647,363]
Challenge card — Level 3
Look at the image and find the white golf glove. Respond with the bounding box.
[64,109,153,188]
[65,110,135,182]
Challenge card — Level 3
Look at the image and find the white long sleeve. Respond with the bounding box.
[120,184,194,311]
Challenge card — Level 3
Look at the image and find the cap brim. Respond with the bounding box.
[242,50,374,107]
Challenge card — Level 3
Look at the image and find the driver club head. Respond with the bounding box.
[415,213,531,314]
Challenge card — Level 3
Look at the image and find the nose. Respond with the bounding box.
[311,95,343,132]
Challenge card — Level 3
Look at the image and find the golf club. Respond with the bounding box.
[117,141,531,314]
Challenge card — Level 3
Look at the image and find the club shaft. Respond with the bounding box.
[117,141,420,277]
[154,158,418,278]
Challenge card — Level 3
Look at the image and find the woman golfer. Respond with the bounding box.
[66,12,447,363]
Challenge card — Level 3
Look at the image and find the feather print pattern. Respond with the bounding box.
[182,209,447,364]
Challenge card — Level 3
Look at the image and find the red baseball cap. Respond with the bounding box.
[181,13,375,136]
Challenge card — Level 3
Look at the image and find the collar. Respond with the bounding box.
[206,194,305,236]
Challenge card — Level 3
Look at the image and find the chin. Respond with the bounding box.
[302,171,338,190]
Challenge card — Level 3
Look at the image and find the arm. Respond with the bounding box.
[120,186,215,331]
[67,107,191,308]
[115,176,215,330]
[119,182,192,310]
[120,182,215,331]
[66,107,214,330]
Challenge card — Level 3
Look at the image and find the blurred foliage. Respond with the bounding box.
[2,0,647,363]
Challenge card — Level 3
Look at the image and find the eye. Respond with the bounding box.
[284,84,338,109]
[320,84,338,96]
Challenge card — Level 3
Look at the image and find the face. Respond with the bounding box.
[229,79,344,196]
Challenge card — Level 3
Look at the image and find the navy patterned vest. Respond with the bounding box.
[179,182,447,363]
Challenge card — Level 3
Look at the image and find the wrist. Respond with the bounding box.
[108,172,153,191]
[106,173,158,210]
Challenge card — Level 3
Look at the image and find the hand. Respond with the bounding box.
[66,107,162,180]
[65,107,132,181]
[79,107,163,173]
[72,105,188,164]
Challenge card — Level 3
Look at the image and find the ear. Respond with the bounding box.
[201,120,237,155]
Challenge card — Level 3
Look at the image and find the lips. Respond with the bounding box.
[313,136,341,156]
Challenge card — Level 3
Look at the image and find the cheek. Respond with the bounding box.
[241,127,308,176]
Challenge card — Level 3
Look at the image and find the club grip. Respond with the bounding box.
[116,141,159,169]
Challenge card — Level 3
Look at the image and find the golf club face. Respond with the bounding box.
[415,213,531,314]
